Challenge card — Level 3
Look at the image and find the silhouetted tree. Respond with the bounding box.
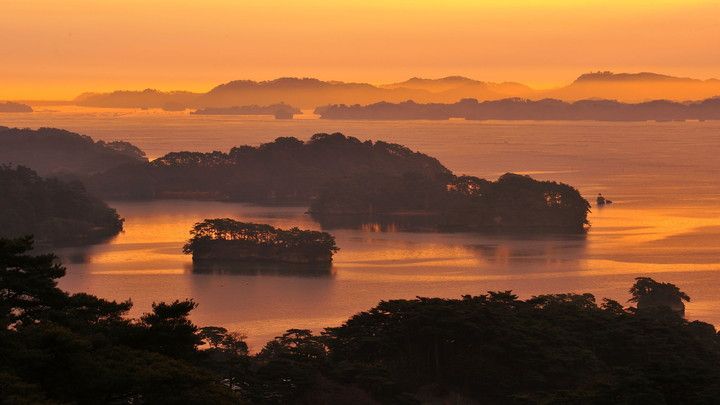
[3,237,719,404]
[629,276,690,315]
[139,300,203,358]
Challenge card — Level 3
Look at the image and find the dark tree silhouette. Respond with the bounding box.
[139,300,203,358]
[0,165,123,245]
[184,219,339,264]
[629,276,691,315]
[0,127,146,177]
[311,172,591,233]
[89,132,453,202]
[4,238,717,404]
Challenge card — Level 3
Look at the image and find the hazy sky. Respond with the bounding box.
[2,0,719,99]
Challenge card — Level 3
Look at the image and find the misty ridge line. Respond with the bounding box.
[10,71,720,110]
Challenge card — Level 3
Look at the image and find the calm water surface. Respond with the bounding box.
[3,108,720,349]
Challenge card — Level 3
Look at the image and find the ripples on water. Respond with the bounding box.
[4,108,720,349]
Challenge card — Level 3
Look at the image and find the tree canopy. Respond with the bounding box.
[311,172,591,232]
[629,276,691,315]
[89,132,453,202]
[184,219,338,253]
[184,219,339,264]
[1,238,718,404]
[0,165,124,245]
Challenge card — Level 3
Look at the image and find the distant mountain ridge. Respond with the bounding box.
[71,72,720,109]
[573,71,716,83]
[74,89,199,110]
[546,71,720,102]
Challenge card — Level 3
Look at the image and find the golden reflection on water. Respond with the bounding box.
[48,188,720,351]
[37,118,720,349]
[92,269,186,275]
[57,199,720,284]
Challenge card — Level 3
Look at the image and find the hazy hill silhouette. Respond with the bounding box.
[70,71,720,110]
[72,77,533,109]
[75,78,424,109]
[198,78,426,108]
[382,76,536,102]
[74,89,200,110]
[545,71,720,102]
[0,101,33,112]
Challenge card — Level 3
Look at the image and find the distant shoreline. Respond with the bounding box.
[314,97,720,122]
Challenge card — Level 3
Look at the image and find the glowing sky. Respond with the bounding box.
[2,0,719,99]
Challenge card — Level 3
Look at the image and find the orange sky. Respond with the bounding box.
[1,0,719,99]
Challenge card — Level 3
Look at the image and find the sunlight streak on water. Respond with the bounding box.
[6,111,716,349]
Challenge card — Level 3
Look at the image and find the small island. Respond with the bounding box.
[183,219,339,264]
[191,103,301,119]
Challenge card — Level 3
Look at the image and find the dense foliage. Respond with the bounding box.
[311,172,590,232]
[0,165,123,244]
[184,219,339,263]
[1,238,719,403]
[0,127,146,178]
[0,126,589,233]
[325,291,720,403]
[90,133,452,202]
[0,237,242,404]
[630,276,691,315]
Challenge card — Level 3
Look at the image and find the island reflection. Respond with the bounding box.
[190,260,335,278]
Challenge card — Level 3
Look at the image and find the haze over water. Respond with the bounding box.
[3,109,719,349]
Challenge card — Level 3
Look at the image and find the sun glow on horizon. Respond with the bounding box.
[1,0,718,99]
